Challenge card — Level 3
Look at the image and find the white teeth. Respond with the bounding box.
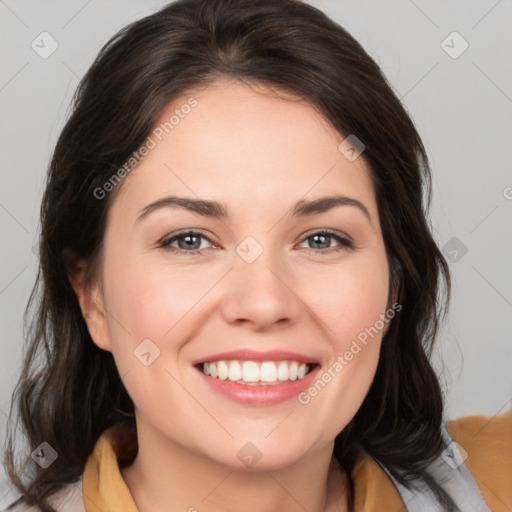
[228,360,242,381]
[277,361,289,381]
[199,360,312,384]
[242,361,260,382]
[217,361,229,380]
[289,361,298,380]
[297,363,307,379]
[260,362,277,382]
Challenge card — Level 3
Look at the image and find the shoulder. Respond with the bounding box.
[446,409,512,511]
[446,409,512,464]
[4,477,85,512]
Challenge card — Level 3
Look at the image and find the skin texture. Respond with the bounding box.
[72,78,391,512]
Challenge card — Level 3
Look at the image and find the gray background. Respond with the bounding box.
[1,0,511,507]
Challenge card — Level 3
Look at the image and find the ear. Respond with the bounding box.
[68,263,112,352]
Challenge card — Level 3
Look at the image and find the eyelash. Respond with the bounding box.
[159,229,354,256]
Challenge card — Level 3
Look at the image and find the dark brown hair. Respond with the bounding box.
[3,0,454,510]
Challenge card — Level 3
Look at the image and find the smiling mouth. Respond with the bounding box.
[195,360,317,386]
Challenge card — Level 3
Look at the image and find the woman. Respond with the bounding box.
[3,0,510,511]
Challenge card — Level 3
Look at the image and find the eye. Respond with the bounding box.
[160,231,214,255]
[298,230,353,254]
[159,229,353,256]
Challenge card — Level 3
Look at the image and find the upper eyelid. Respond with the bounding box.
[160,230,214,244]
[299,228,352,241]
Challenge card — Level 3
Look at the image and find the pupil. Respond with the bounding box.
[312,234,329,249]
[180,235,199,250]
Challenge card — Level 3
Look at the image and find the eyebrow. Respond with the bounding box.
[137,194,372,225]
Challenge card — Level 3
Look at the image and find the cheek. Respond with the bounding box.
[309,251,390,347]
[101,260,207,409]
[103,257,221,361]
[297,263,388,439]
[297,250,388,410]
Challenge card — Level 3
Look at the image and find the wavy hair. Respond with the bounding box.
[3,0,453,510]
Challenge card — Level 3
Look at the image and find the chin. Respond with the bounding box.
[199,437,315,472]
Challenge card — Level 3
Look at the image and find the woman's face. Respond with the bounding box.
[83,78,391,470]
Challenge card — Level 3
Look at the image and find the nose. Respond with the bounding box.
[220,248,302,332]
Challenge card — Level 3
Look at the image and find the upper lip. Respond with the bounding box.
[192,349,320,366]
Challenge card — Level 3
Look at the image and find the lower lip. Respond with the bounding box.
[195,365,320,406]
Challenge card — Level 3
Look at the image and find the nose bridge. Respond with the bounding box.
[220,235,300,329]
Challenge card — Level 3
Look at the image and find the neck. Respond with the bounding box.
[120,425,348,512]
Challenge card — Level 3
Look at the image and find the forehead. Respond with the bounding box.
[112,78,376,220]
